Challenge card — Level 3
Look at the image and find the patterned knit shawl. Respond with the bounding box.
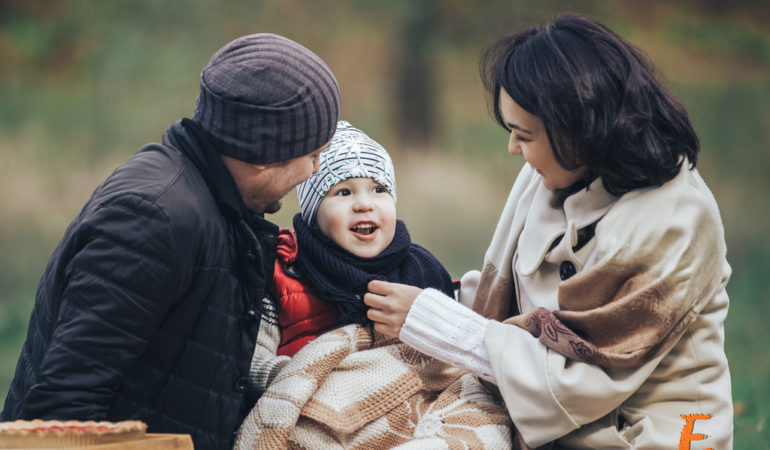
[292,214,455,326]
[472,163,726,369]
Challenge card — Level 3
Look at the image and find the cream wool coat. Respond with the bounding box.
[463,162,733,448]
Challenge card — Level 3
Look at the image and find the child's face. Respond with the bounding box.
[315,177,396,258]
[499,89,588,190]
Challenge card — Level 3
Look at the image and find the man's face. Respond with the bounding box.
[222,143,328,215]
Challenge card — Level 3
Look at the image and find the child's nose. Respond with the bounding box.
[353,194,375,212]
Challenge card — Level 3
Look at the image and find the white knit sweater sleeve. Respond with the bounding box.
[249,295,290,393]
[399,288,497,383]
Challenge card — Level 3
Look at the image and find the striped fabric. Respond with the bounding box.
[192,33,340,164]
[296,121,397,225]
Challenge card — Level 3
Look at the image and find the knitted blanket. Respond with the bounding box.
[235,325,512,449]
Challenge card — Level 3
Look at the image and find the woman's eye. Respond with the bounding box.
[515,135,530,143]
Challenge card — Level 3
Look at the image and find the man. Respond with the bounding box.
[1,33,340,450]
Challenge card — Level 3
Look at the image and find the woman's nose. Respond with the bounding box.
[508,133,522,156]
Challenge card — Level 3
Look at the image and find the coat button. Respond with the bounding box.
[244,249,257,261]
[234,376,248,393]
[244,309,258,322]
[559,261,576,280]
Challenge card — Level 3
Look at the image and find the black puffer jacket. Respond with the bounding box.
[2,122,277,450]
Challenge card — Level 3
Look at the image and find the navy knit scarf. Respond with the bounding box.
[292,214,455,326]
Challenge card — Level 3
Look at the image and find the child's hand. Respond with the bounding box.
[365,280,423,337]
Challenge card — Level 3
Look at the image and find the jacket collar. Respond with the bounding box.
[517,176,617,275]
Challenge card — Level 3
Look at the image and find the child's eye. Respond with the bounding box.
[334,188,351,196]
[374,186,388,194]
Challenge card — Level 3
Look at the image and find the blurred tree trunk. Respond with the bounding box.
[392,0,437,151]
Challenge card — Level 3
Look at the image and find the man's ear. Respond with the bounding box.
[250,163,270,173]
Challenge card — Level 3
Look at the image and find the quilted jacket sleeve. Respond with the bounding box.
[20,193,185,419]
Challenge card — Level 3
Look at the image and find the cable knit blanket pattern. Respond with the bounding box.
[235,324,513,449]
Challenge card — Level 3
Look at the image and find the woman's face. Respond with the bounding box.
[499,89,588,190]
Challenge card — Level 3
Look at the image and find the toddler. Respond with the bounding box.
[249,121,455,390]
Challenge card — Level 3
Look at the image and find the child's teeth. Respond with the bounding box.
[353,224,375,235]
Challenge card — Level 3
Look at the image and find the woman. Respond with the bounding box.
[365,13,732,449]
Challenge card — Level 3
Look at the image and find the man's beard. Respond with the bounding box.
[245,195,282,215]
[263,199,282,214]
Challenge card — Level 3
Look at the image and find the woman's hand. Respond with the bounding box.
[364,280,423,337]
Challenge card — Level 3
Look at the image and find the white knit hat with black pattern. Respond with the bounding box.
[297,121,397,225]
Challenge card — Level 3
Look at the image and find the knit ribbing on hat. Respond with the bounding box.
[192,33,340,164]
[297,121,397,225]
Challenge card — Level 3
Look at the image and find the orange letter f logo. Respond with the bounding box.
[679,413,712,450]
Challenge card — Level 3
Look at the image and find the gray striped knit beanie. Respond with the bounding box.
[297,121,397,225]
[192,33,340,164]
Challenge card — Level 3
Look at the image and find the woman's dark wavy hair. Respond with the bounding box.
[480,13,699,195]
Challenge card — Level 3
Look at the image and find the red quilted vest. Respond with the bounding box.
[272,228,337,357]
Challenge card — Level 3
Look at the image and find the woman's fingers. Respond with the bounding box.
[365,281,423,337]
[367,307,400,337]
[366,306,385,322]
[365,287,401,337]
[367,279,391,295]
[363,291,387,309]
[372,321,398,336]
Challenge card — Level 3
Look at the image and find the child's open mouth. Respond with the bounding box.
[351,223,377,236]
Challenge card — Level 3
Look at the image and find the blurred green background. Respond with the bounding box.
[1,0,768,446]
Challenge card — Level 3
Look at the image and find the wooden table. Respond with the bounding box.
[16,434,196,449]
